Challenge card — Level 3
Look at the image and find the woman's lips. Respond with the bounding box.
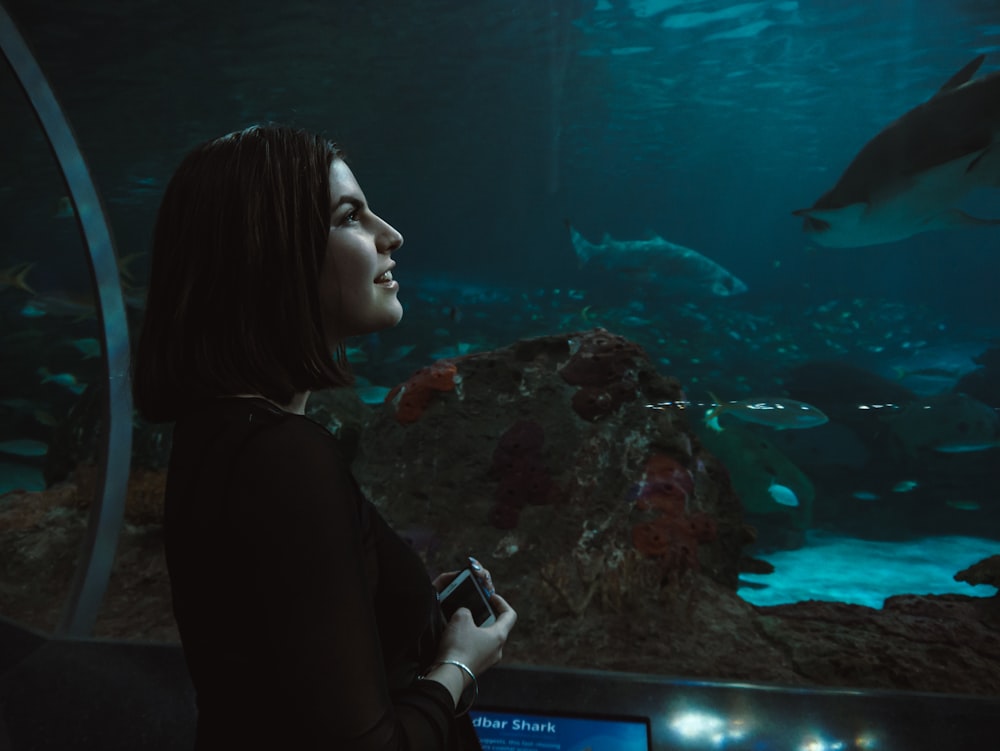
[375,269,397,289]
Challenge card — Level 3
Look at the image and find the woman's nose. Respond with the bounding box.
[378,216,403,252]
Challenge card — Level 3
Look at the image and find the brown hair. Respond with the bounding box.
[132,124,352,422]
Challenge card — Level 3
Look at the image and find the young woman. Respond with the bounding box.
[133,124,516,749]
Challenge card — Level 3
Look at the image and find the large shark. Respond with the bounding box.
[566,222,747,296]
[793,55,1000,247]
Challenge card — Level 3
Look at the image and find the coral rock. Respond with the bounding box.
[954,555,1000,593]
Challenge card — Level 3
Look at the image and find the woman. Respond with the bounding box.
[133,124,516,749]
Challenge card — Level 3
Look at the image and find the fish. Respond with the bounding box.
[0,262,35,294]
[0,398,38,414]
[696,422,815,525]
[892,480,919,493]
[881,341,987,395]
[33,410,57,427]
[885,392,1000,455]
[946,500,981,511]
[852,491,881,501]
[37,367,87,395]
[0,439,48,457]
[20,291,97,320]
[566,221,747,296]
[794,55,1000,247]
[704,392,829,432]
[63,337,102,359]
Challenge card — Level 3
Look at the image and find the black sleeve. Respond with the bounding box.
[232,420,455,749]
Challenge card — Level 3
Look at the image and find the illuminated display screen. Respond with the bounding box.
[471,708,650,750]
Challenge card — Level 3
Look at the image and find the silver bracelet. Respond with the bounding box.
[421,659,478,716]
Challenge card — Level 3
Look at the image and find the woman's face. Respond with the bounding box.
[320,159,404,344]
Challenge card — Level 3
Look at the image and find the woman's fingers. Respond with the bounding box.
[468,556,495,597]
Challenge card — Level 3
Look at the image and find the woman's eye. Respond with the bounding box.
[335,209,359,226]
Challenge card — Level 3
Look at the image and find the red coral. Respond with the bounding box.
[632,516,700,572]
[688,512,717,543]
[386,361,458,425]
[633,454,693,515]
[559,329,643,422]
[488,420,557,529]
[630,453,716,576]
[632,517,674,557]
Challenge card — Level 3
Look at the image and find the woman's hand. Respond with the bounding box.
[431,558,517,679]
[437,592,517,678]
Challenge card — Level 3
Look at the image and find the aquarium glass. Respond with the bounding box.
[0,0,998,665]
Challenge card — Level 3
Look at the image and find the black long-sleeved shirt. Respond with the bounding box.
[164,396,480,749]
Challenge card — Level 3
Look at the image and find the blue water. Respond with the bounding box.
[740,531,999,607]
[2,0,999,609]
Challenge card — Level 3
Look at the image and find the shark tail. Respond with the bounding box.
[704,390,727,432]
[564,220,595,265]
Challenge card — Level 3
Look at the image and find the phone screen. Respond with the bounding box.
[439,569,496,626]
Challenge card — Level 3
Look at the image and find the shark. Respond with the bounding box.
[566,222,747,296]
[793,55,1000,247]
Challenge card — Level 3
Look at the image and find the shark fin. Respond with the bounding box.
[935,54,986,96]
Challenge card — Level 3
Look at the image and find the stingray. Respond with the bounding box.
[794,55,1000,247]
[566,222,747,296]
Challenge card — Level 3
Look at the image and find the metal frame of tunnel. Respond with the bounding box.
[0,4,133,637]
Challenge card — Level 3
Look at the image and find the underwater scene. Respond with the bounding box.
[2,0,1000,693]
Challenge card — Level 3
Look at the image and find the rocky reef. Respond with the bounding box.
[354,328,746,601]
[1,329,998,696]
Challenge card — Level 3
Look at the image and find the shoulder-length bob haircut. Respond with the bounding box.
[132,124,352,422]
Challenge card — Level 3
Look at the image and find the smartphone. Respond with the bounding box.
[438,565,497,627]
